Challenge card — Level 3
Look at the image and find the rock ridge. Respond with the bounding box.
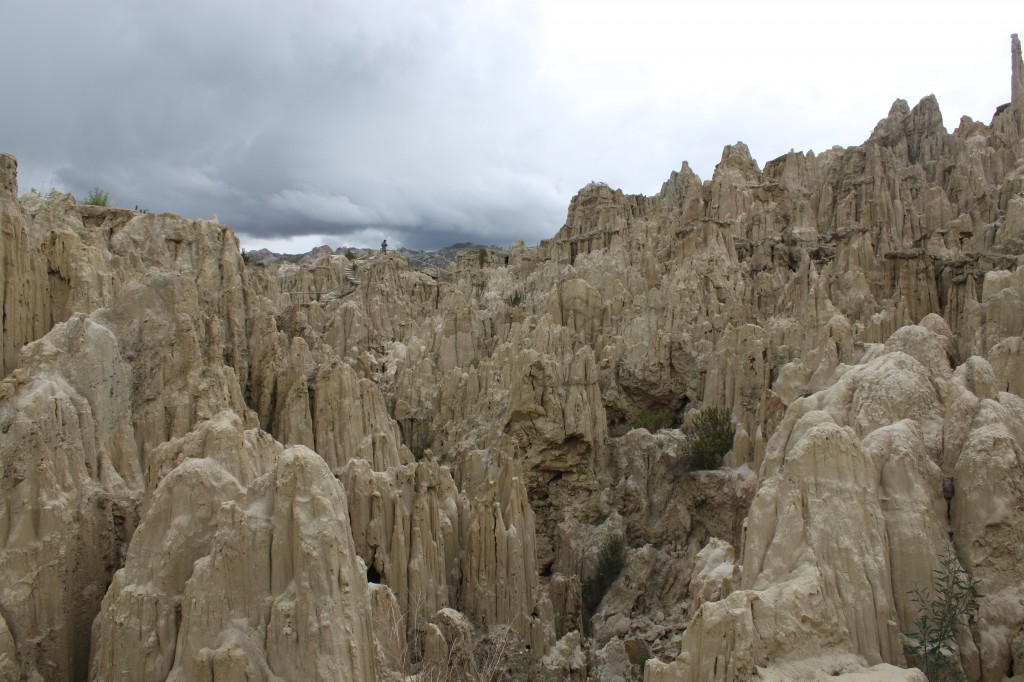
[0,33,1023,682]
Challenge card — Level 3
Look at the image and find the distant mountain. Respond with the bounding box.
[242,241,503,269]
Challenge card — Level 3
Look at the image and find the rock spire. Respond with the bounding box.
[1013,33,1023,108]
[1,30,1024,682]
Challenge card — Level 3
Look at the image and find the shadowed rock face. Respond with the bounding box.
[1,35,1024,682]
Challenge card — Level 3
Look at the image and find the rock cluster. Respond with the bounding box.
[0,34,1023,682]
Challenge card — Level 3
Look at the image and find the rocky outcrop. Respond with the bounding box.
[0,313,142,681]
[90,413,281,681]
[341,457,464,641]
[648,318,1024,680]
[1,32,1024,682]
[0,157,112,379]
[165,447,375,681]
[1012,34,1023,110]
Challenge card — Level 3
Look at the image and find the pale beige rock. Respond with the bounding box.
[90,458,248,681]
[142,411,281,509]
[246,313,411,470]
[0,315,142,681]
[89,413,281,682]
[0,193,261,680]
[167,447,375,681]
[419,608,479,681]
[340,457,464,642]
[590,637,636,682]
[539,630,586,680]
[651,317,1024,680]
[368,584,407,676]
[755,655,928,681]
[646,565,849,682]
[461,455,540,643]
[311,358,410,471]
[0,615,18,682]
[0,32,1023,682]
[688,538,737,613]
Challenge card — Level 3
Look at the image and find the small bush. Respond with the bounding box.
[81,187,110,206]
[582,535,626,634]
[905,548,980,681]
[344,249,356,260]
[478,247,487,267]
[682,406,734,471]
[634,406,673,432]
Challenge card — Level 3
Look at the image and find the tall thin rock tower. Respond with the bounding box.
[1013,33,1023,108]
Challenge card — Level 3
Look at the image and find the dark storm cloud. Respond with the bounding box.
[2,0,569,248]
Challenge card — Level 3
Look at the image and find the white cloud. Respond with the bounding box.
[268,190,381,225]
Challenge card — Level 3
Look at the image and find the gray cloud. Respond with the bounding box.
[4,0,575,248]
[2,1,1018,251]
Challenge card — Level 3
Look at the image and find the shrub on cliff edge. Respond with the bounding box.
[682,406,734,471]
[81,187,110,206]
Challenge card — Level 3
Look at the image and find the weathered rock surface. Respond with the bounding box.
[89,412,282,681]
[165,447,375,681]
[0,33,1023,682]
[647,321,1024,681]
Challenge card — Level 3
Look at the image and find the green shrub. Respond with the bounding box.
[81,187,110,206]
[344,249,356,260]
[905,548,980,681]
[581,535,626,634]
[634,406,673,432]
[682,406,734,471]
[478,247,487,267]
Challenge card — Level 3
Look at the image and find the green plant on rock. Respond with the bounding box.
[581,534,626,635]
[905,548,980,682]
[681,406,734,471]
[634,406,673,432]
[81,187,110,206]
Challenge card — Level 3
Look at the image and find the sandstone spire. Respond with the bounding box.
[0,153,15,200]
[1013,33,1023,108]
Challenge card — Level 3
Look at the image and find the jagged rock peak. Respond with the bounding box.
[868,95,943,146]
[716,141,760,173]
[659,160,702,195]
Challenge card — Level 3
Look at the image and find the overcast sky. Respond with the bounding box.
[2,1,1018,252]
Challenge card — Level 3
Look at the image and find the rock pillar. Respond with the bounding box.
[0,153,15,199]
[1013,33,1023,109]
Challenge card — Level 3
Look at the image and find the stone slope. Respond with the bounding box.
[0,33,1023,682]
